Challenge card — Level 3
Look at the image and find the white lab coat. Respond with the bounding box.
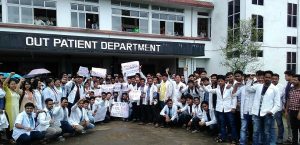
[170,81,186,105]
[12,111,36,140]
[69,104,89,125]
[142,84,158,105]
[0,110,9,130]
[65,81,84,104]
[33,89,43,110]
[160,105,178,121]
[52,106,69,127]
[36,108,52,131]
[201,109,217,126]
[42,87,59,103]
[247,83,280,117]
[0,88,6,98]
[204,85,236,113]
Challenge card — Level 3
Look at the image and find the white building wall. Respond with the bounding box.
[56,0,71,27]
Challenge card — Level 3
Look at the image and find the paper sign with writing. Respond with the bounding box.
[78,66,89,77]
[91,67,107,78]
[101,84,114,93]
[121,61,140,77]
[110,102,129,118]
[129,90,141,101]
[113,83,122,92]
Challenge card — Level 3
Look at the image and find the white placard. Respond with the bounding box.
[110,102,129,118]
[121,83,129,92]
[78,66,89,77]
[91,67,107,78]
[113,83,122,92]
[101,84,114,93]
[129,90,141,101]
[121,61,140,77]
[94,106,107,122]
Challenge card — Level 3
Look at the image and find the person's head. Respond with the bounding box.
[106,92,112,99]
[75,74,84,84]
[194,97,200,105]
[8,79,17,90]
[201,101,209,111]
[217,75,226,87]
[46,78,54,87]
[272,73,280,85]
[284,70,295,82]
[153,77,158,84]
[292,74,300,87]
[32,79,42,90]
[24,102,35,115]
[147,78,153,85]
[200,70,207,79]
[84,81,90,88]
[90,97,95,104]
[22,80,32,91]
[89,91,95,97]
[166,99,173,108]
[186,94,193,105]
[175,74,181,83]
[162,73,168,82]
[61,77,67,85]
[45,98,54,110]
[187,80,194,88]
[113,92,118,97]
[78,99,85,108]
[122,93,128,100]
[140,78,145,86]
[256,70,265,83]
[210,74,218,85]
[54,78,61,87]
[135,77,140,85]
[226,72,234,84]
[180,95,186,104]
[61,97,68,107]
[101,92,107,99]
[188,74,195,81]
[201,77,210,86]
[83,100,89,109]
[264,70,273,85]
[234,70,243,82]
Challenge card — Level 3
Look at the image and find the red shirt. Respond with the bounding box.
[288,88,300,111]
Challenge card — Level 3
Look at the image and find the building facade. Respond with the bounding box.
[0,0,298,82]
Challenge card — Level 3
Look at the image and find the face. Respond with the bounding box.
[202,103,208,111]
[49,81,55,87]
[257,75,264,83]
[167,101,173,107]
[148,79,153,85]
[264,73,272,85]
[54,80,61,87]
[61,99,68,107]
[162,76,168,82]
[25,106,34,115]
[84,82,90,88]
[188,82,194,88]
[200,72,207,78]
[285,74,292,82]
[25,82,31,90]
[203,80,209,86]
[90,99,95,104]
[9,81,17,90]
[234,73,242,82]
[218,79,225,87]
[61,78,67,84]
[37,81,42,88]
[180,98,186,103]
[175,75,181,83]
[135,78,140,84]
[187,98,193,105]
[106,94,112,100]
[272,76,279,85]
[153,78,158,84]
[140,80,145,86]
[78,101,84,108]
[292,77,300,86]
[46,101,54,110]
[194,98,200,105]
[84,103,89,109]
[226,75,234,83]
[211,76,217,84]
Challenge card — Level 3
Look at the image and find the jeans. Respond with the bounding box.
[60,121,75,134]
[16,131,44,145]
[191,117,201,131]
[88,114,95,124]
[289,110,300,145]
[274,111,284,140]
[217,111,238,141]
[252,114,276,145]
[240,114,252,145]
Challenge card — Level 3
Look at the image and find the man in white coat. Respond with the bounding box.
[247,70,280,145]
[12,103,44,145]
[65,74,84,115]
[36,98,63,141]
[170,74,186,106]
[142,78,158,125]
[159,99,178,128]
[69,99,94,134]
[159,73,173,109]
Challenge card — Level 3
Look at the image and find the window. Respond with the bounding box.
[197,12,210,38]
[227,50,240,58]
[112,0,149,9]
[287,36,297,44]
[72,0,99,3]
[71,3,99,29]
[288,3,297,27]
[7,0,56,26]
[151,5,184,13]
[287,52,297,73]
[0,0,2,22]
[252,0,264,5]
[228,0,240,40]
[251,14,263,42]
[251,50,263,57]
[152,13,184,36]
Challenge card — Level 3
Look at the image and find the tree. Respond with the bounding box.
[221,19,263,72]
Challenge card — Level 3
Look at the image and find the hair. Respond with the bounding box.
[22,79,33,92]
[193,97,200,101]
[83,100,90,104]
[200,70,207,74]
[32,79,40,90]
[162,73,168,77]
[166,99,173,103]
[101,92,107,95]
[264,70,273,76]
[256,70,264,76]
[188,74,194,78]
[140,78,146,82]
[293,74,300,81]
[201,101,209,106]
[187,80,194,84]
[45,98,53,104]
[210,74,218,78]
[45,78,54,86]
[61,97,68,102]
[226,72,233,77]
[89,97,95,100]
[285,70,295,76]
[217,75,226,81]
[272,73,280,78]
[201,77,209,82]
[24,102,35,108]
[234,70,244,75]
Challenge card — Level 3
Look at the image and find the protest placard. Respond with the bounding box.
[121,61,140,77]
[129,90,141,101]
[110,102,129,118]
[113,83,122,92]
[101,84,114,93]
[77,66,89,77]
[91,67,107,78]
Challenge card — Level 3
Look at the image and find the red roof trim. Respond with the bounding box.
[150,0,214,8]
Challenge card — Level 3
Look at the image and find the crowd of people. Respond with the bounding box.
[0,66,299,145]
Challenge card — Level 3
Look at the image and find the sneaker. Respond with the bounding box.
[58,136,65,142]
[81,130,87,134]
[191,130,199,133]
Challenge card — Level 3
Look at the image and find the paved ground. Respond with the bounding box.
[49,121,221,145]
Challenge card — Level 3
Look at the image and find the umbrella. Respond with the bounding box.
[0,72,23,78]
[27,68,51,76]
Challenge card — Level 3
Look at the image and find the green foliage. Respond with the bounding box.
[221,19,262,72]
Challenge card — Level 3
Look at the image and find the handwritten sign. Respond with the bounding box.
[91,67,107,78]
[121,61,140,77]
[110,102,129,118]
[121,83,129,92]
[78,66,89,77]
[129,90,141,101]
[101,84,114,93]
